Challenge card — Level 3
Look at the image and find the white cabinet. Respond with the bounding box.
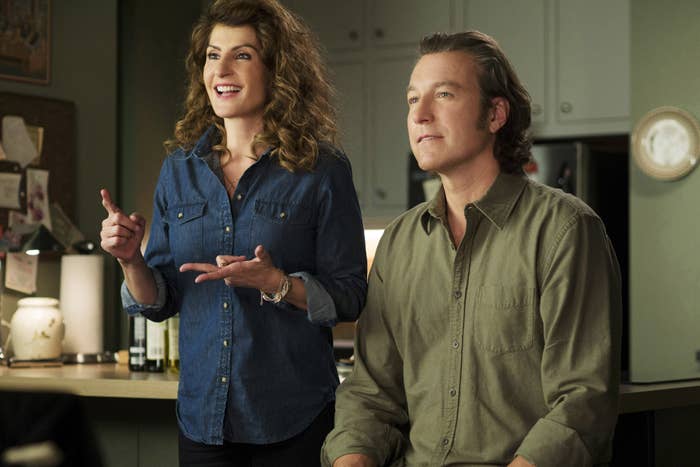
[330,59,366,201]
[368,55,416,210]
[284,1,364,51]
[459,0,629,138]
[287,0,453,219]
[462,0,547,124]
[555,0,630,124]
[369,0,454,48]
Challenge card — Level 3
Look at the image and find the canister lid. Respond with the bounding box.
[17,297,60,308]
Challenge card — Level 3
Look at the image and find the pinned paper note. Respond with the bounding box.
[50,203,84,249]
[8,210,29,227]
[26,169,51,230]
[0,172,22,209]
[2,116,38,168]
[25,125,45,165]
[0,141,6,160]
[5,252,38,295]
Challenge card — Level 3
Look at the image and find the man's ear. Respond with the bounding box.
[488,97,509,133]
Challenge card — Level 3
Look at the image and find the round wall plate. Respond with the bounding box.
[631,106,700,181]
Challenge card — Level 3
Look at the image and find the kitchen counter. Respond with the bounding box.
[2,363,700,413]
[619,379,700,414]
[0,363,178,399]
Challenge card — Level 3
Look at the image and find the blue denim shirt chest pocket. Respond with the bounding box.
[252,199,314,268]
[164,200,208,265]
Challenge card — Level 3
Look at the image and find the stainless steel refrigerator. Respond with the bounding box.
[530,138,630,378]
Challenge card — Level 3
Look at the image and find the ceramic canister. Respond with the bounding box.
[10,297,65,360]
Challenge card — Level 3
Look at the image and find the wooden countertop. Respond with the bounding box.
[2,364,700,412]
[619,379,700,414]
[0,364,178,399]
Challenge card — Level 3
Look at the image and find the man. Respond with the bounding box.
[322,31,621,467]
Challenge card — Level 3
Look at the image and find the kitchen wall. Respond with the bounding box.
[629,1,700,380]
[118,0,202,347]
[629,1,700,464]
[0,1,119,347]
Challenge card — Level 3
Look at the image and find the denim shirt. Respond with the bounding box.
[122,128,367,445]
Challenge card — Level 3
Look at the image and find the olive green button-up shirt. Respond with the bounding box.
[322,173,622,467]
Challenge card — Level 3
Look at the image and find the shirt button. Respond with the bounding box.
[236,193,243,200]
[177,212,183,219]
[449,388,457,397]
[221,376,227,383]
[454,290,462,299]
[452,340,459,349]
[223,340,229,347]
[279,211,286,219]
[442,438,449,446]
[223,302,229,310]
[225,226,231,233]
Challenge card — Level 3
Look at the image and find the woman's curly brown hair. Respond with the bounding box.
[420,31,532,174]
[164,0,337,171]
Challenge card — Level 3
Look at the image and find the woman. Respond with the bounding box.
[99,1,367,465]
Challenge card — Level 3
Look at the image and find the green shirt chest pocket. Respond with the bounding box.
[474,285,536,354]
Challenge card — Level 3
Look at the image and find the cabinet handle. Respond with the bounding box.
[348,30,359,41]
[374,28,384,39]
[375,188,387,199]
[559,101,573,114]
[531,104,542,116]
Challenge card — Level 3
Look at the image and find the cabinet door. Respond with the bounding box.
[556,0,629,122]
[369,0,452,48]
[330,60,366,206]
[462,0,546,124]
[284,0,364,51]
[369,55,416,212]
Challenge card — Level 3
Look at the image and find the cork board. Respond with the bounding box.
[0,92,75,228]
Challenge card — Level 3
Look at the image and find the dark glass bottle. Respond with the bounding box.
[128,314,147,371]
[145,320,166,372]
[556,162,575,194]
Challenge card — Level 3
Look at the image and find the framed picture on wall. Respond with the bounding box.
[0,0,51,85]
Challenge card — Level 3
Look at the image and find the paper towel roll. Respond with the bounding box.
[60,254,104,354]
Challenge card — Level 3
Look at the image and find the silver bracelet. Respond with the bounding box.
[259,273,290,306]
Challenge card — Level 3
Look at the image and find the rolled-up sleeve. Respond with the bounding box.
[121,267,167,313]
[516,213,622,466]
[322,239,408,466]
[303,152,368,325]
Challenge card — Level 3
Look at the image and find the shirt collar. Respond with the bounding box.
[189,126,216,158]
[189,125,274,161]
[420,171,528,234]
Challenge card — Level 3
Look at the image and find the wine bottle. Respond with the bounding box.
[167,315,180,373]
[145,320,167,372]
[556,162,575,194]
[128,314,146,371]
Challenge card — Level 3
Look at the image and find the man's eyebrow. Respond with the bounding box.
[433,80,463,89]
[406,80,464,93]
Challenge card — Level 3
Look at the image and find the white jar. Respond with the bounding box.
[10,297,65,360]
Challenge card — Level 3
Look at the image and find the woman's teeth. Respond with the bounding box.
[216,85,241,94]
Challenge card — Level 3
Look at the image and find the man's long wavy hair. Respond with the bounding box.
[164,0,337,171]
[420,31,532,174]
